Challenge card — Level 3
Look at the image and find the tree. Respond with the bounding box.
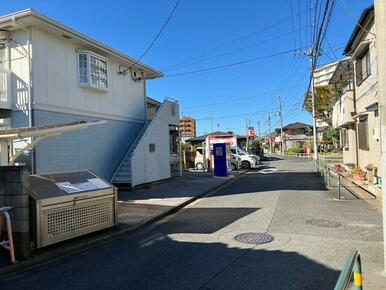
[304,84,342,126]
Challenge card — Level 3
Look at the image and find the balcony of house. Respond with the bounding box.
[332,90,355,128]
[0,68,11,110]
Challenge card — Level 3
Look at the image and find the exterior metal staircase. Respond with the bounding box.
[111,121,151,184]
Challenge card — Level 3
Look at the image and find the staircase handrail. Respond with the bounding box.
[111,119,150,181]
[111,98,176,181]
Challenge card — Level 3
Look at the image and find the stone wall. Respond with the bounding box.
[0,166,30,259]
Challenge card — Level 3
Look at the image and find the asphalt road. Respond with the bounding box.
[1,157,385,290]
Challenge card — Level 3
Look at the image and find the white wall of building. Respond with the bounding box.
[131,100,179,186]
[9,29,31,116]
[31,27,146,123]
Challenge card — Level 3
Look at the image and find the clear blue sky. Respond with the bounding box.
[0,0,373,136]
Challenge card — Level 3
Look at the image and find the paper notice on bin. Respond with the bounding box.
[87,178,110,189]
[55,182,81,193]
[74,182,98,191]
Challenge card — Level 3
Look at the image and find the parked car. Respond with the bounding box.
[194,146,238,171]
[229,154,239,171]
[194,147,205,170]
[230,147,260,169]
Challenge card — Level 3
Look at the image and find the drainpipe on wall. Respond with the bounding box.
[351,61,359,167]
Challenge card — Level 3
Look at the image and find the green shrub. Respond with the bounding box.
[286,146,304,154]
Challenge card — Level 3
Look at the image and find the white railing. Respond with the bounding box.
[0,69,11,109]
[285,153,311,159]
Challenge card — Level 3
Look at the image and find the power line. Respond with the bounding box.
[340,0,376,37]
[162,8,310,71]
[195,102,305,122]
[124,0,182,72]
[183,81,307,111]
[165,25,311,72]
[298,0,303,49]
[326,39,338,60]
[290,0,298,50]
[165,47,306,78]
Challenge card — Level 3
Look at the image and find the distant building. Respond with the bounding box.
[275,122,313,136]
[187,131,246,148]
[179,116,196,138]
[303,59,341,146]
[274,122,313,152]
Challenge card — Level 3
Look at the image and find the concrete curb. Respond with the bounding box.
[0,169,249,279]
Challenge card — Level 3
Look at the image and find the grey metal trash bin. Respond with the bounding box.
[28,170,117,249]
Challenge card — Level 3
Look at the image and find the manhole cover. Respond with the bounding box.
[306,219,342,228]
[234,233,274,245]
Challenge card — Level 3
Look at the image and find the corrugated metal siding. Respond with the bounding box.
[33,109,143,179]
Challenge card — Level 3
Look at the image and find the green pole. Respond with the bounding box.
[324,164,327,182]
[337,173,341,200]
[353,255,363,290]
[327,167,330,187]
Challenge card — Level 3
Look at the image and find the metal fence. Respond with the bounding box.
[315,160,363,289]
[316,159,345,199]
[319,155,343,163]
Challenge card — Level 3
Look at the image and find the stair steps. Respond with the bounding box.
[111,121,151,184]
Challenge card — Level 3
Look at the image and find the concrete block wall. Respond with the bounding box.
[0,166,30,259]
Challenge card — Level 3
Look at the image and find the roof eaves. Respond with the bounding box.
[343,5,374,55]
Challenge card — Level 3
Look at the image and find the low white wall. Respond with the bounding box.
[131,100,179,186]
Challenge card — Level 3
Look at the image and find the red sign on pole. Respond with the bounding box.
[248,127,255,137]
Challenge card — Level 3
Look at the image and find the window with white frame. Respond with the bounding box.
[77,52,108,90]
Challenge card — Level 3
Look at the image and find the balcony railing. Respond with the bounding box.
[0,69,11,110]
[332,90,354,128]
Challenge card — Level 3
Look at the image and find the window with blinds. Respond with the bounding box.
[77,52,109,91]
[358,117,369,150]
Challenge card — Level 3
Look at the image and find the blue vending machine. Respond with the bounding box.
[213,143,228,177]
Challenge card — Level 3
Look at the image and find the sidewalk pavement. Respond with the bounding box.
[0,169,247,278]
[117,171,244,229]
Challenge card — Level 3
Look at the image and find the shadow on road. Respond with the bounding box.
[1,232,340,290]
[262,156,284,161]
[158,207,259,234]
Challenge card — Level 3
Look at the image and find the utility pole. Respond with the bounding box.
[257,120,261,137]
[210,111,214,135]
[374,0,386,274]
[267,114,272,154]
[278,96,285,155]
[305,49,319,164]
[245,118,249,153]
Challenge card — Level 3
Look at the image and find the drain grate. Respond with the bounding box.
[306,219,342,228]
[234,232,274,245]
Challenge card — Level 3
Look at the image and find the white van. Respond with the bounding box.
[230,147,260,169]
